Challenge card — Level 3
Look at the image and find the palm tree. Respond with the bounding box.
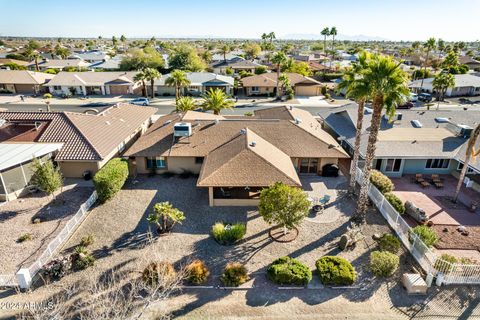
[268,32,276,44]
[26,49,40,71]
[432,72,455,110]
[321,28,330,54]
[165,70,190,100]
[271,51,288,99]
[219,44,231,62]
[329,27,338,69]
[134,69,148,97]
[336,52,372,194]
[143,67,161,98]
[278,73,291,94]
[353,54,410,223]
[419,38,436,90]
[201,88,234,115]
[176,96,196,112]
[454,124,480,203]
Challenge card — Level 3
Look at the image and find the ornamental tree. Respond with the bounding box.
[147,202,185,234]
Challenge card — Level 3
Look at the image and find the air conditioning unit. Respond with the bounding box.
[446,123,473,138]
[173,122,192,137]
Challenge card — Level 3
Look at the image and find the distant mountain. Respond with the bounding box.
[280,33,390,41]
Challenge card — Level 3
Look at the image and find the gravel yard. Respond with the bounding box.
[0,184,93,275]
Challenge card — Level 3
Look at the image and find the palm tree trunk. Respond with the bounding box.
[142,80,146,97]
[454,125,480,202]
[419,51,430,90]
[175,85,179,100]
[151,79,155,98]
[349,100,365,194]
[276,65,281,99]
[35,57,39,72]
[354,96,383,223]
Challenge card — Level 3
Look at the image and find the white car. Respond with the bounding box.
[130,98,150,106]
[409,93,418,102]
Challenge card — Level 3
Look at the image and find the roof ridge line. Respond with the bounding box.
[63,113,103,160]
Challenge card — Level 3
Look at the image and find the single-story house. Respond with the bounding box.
[0,58,30,70]
[0,103,157,186]
[153,72,234,96]
[125,106,349,206]
[0,70,54,94]
[210,60,264,75]
[68,52,110,63]
[459,56,480,71]
[241,72,322,97]
[210,53,244,63]
[409,74,480,97]
[89,57,122,71]
[318,104,480,178]
[45,71,141,96]
[33,59,91,71]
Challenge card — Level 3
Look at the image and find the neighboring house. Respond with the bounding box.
[0,70,54,94]
[210,53,244,63]
[89,56,123,71]
[0,58,30,70]
[68,52,110,63]
[241,72,322,96]
[45,71,141,96]
[459,56,480,71]
[125,106,348,206]
[33,59,91,71]
[306,60,329,73]
[409,74,480,97]
[0,104,156,191]
[210,60,264,75]
[154,72,234,96]
[318,104,480,178]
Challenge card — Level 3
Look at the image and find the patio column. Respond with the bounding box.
[100,86,106,95]
[208,187,214,207]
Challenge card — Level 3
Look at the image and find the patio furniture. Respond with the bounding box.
[220,188,231,198]
[420,181,430,188]
[405,201,428,224]
[415,174,425,184]
[434,182,444,189]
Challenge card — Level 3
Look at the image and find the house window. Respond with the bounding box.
[53,86,61,90]
[385,159,402,172]
[457,162,478,174]
[251,86,259,93]
[195,157,204,164]
[146,157,166,169]
[425,159,450,169]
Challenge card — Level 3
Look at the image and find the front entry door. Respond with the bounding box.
[299,158,318,174]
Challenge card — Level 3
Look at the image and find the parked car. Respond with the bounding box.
[418,93,432,103]
[397,102,414,109]
[321,164,339,177]
[409,93,418,102]
[129,98,150,106]
[81,102,114,108]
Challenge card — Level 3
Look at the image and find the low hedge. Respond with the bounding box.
[370,170,394,194]
[384,193,405,214]
[186,259,210,284]
[315,256,356,286]
[370,251,399,277]
[93,158,129,203]
[267,256,312,285]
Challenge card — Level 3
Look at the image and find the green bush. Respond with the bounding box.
[18,233,32,242]
[142,261,176,287]
[384,193,405,214]
[378,233,401,254]
[370,170,394,194]
[212,222,246,245]
[221,262,249,287]
[73,246,95,270]
[315,256,356,286]
[370,251,399,277]
[267,256,312,285]
[434,254,457,274]
[79,234,95,247]
[44,69,59,74]
[93,158,129,203]
[316,72,344,81]
[411,225,438,247]
[254,66,268,74]
[186,259,210,284]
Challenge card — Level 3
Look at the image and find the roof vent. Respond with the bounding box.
[446,123,473,138]
[250,141,256,147]
[105,121,111,125]
[411,120,423,128]
[364,107,373,114]
[289,106,293,110]
[240,129,247,135]
[295,118,302,124]
[435,117,450,123]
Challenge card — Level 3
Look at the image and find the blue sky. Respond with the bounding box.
[1,0,478,41]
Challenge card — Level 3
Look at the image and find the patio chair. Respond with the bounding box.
[415,174,425,184]
[431,174,442,183]
[220,188,231,198]
[319,195,331,209]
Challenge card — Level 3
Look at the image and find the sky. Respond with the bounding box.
[1,0,479,41]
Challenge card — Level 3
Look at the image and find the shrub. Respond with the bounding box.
[434,254,457,274]
[212,222,246,245]
[142,261,177,287]
[93,158,129,203]
[384,193,405,214]
[378,233,401,254]
[411,225,438,247]
[147,201,185,234]
[80,234,95,247]
[370,251,399,277]
[186,259,210,284]
[267,256,312,285]
[221,262,249,287]
[315,256,356,286]
[321,85,327,95]
[225,67,233,75]
[43,93,53,99]
[42,255,72,280]
[18,233,32,242]
[244,111,253,117]
[31,158,63,197]
[370,170,394,194]
[72,246,95,270]
[44,69,59,74]
[254,66,268,75]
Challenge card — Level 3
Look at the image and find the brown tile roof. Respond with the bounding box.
[241,72,321,88]
[0,70,54,85]
[197,128,301,187]
[0,103,156,161]
[124,108,348,159]
[45,71,138,87]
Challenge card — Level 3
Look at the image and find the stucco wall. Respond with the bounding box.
[58,161,100,178]
[245,86,274,96]
[134,156,203,174]
[377,158,458,178]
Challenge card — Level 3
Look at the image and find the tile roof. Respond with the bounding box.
[197,128,301,187]
[409,74,480,88]
[0,70,54,85]
[0,103,156,161]
[37,59,91,69]
[45,71,138,87]
[154,72,234,86]
[241,72,321,87]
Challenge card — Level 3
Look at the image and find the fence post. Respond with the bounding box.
[16,268,32,289]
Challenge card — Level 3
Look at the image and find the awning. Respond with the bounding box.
[0,143,63,171]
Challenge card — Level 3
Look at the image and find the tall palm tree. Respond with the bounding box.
[134,69,148,97]
[175,96,196,112]
[219,44,231,62]
[165,70,191,100]
[454,124,480,203]
[201,88,234,115]
[26,49,40,71]
[321,27,330,54]
[271,51,288,99]
[143,67,161,98]
[419,38,436,90]
[432,72,455,110]
[353,54,410,223]
[268,32,276,44]
[329,27,338,69]
[336,51,372,194]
